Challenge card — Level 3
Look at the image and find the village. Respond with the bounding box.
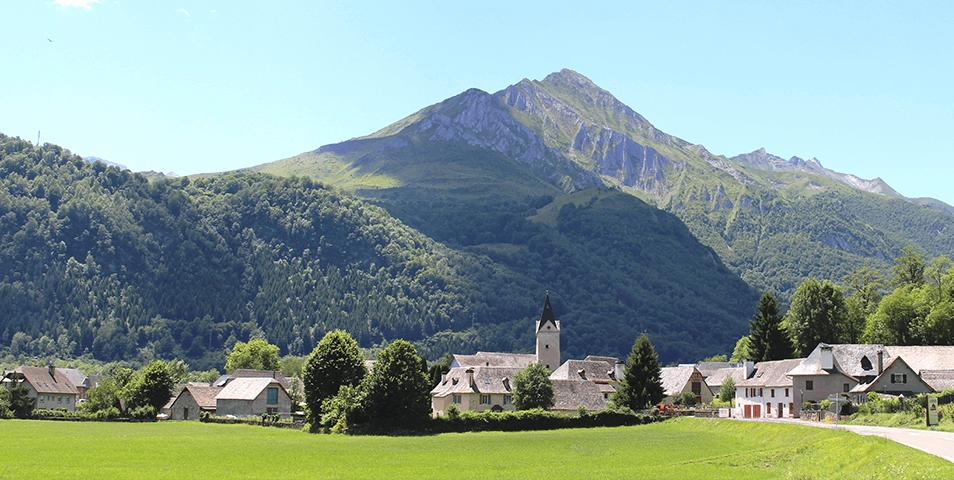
[5,294,954,425]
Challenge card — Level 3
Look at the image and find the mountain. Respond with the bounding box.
[0,133,755,368]
[259,69,954,300]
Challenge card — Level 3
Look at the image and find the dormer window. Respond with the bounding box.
[861,356,872,370]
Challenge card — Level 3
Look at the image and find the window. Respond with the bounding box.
[480,394,491,405]
[891,374,908,384]
[806,380,814,391]
[843,383,850,392]
[785,388,789,397]
[861,356,872,370]
[453,394,462,404]
[266,387,279,405]
[266,407,278,415]
[771,389,775,398]
[503,395,511,405]
[691,382,702,396]
[759,388,763,397]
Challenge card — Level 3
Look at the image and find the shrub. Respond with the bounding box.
[445,404,460,420]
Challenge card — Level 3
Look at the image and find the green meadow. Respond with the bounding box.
[1,418,951,479]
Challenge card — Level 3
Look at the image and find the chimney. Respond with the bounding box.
[441,373,447,384]
[48,364,55,379]
[821,345,833,370]
[466,368,474,387]
[877,349,884,375]
[743,360,754,379]
[615,361,625,381]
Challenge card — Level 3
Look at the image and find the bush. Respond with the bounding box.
[428,407,661,434]
[445,404,460,420]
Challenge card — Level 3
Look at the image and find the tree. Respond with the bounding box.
[842,263,887,343]
[611,333,664,410]
[925,255,952,305]
[892,246,926,288]
[360,339,432,426]
[6,383,34,418]
[302,330,366,426]
[225,339,280,374]
[862,287,923,345]
[785,278,846,356]
[512,362,555,410]
[123,360,175,418]
[748,292,793,362]
[718,376,735,403]
[730,335,753,362]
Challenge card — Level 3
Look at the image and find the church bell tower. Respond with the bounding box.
[535,293,561,370]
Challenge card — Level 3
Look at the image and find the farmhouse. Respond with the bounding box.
[659,365,713,405]
[169,384,222,420]
[216,377,291,418]
[735,358,803,418]
[2,366,80,412]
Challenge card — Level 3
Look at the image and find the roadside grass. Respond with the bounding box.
[844,411,954,432]
[1,417,952,479]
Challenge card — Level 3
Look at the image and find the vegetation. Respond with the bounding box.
[2,418,952,478]
[224,339,280,374]
[747,292,793,362]
[302,330,366,426]
[511,362,554,411]
[612,333,664,410]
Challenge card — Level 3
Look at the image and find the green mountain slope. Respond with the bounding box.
[0,133,755,366]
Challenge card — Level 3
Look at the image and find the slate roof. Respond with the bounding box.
[551,380,610,411]
[736,359,804,388]
[786,344,885,378]
[850,356,934,394]
[659,366,697,397]
[704,366,749,389]
[549,360,617,383]
[214,369,290,390]
[216,377,284,401]
[451,352,537,369]
[919,370,954,392]
[182,385,223,409]
[430,366,523,397]
[583,356,620,367]
[885,346,954,373]
[7,367,80,395]
[58,368,89,389]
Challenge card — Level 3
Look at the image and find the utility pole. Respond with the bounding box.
[37,130,40,146]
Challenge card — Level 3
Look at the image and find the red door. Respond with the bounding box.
[744,405,752,418]
[753,404,761,418]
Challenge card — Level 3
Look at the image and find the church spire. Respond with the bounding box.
[538,293,556,330]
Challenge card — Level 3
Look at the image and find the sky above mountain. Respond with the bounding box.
[3,1,952,204]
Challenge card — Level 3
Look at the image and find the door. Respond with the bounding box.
[744,404,752,418]
[753,404,761,418]
[778,403,783,418]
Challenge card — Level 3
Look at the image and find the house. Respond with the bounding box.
[169,384,223,420]
[735,358,803,418]
[697,361,752,396]
[214,369,291,390]
[786,344,884,416]
[451,352,536,369]
[431,366,523,416]
[660,365,713,404]
[549,358,619,411]
[3,366,81,412]
[216,377,291,418]
[58,368,93,400]
[848,356,933,403]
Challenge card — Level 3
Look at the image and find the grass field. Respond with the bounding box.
[1,417,952,479]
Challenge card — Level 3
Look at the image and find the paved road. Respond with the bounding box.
[738,417,954,463]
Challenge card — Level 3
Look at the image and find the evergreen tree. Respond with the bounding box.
[612,333,664,410]
[748,292,793,362]
[512,362,554,410]
[301,330,366,426]
[785,279,846,357]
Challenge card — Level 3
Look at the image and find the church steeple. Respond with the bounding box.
[535,292,561,370]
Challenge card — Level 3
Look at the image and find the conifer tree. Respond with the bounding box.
[749,292,793,362]
[612,333,664,410]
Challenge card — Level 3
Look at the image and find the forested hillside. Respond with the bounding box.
[0,134,756,367]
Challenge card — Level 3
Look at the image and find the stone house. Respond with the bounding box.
[215,377,292,418]
[735,358,803,418]
[169,384,222,420]
[660,365,713,405]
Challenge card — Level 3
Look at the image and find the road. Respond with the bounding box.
[739,417,954,463]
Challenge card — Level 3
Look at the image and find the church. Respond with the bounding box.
[430,294,623,416]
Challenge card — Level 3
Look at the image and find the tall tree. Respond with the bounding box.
[748,292,793,362]
[862,287,923,345]
[301,330,366,426]
[361,340,432,426]
[611,333,664,410]
[730,335,753,362]
[925,255,953,305]
[842,262,887,342]
[225,339,280,374]
[892,246,926,288]
[785,278,846,356]
[123,360,175,418]
[512,362,555,411]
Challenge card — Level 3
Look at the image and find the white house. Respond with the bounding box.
[735,358,803,418]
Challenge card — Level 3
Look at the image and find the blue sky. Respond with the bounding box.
[3,1,952,204]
